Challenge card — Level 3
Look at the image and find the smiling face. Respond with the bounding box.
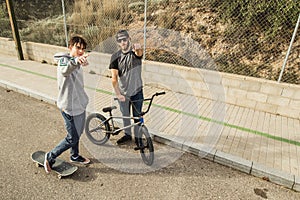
[69,43,86,57]
[68,36,87,57]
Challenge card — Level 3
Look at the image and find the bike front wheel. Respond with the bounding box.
[85,113,110,145]
[138,126,154,166]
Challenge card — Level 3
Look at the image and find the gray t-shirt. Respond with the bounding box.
[109,49,143,96]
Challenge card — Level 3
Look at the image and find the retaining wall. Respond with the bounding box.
[1,37,299,119]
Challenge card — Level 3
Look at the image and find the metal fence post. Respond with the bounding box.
[143,0,148,60]
[61,0,68,47]
[278,13,300,83]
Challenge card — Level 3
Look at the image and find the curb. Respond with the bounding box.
[0,80,56,105]
[153,132,300,192]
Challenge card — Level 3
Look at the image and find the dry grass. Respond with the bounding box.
[2,0,298,84]
[69,0,130,49]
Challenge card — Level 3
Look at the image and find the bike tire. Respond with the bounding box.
[85,113,110,145]
[138,126,154,166]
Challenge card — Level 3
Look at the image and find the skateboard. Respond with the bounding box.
[31,151,78,179]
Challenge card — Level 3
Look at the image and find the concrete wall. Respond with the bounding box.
[1,37,299,119]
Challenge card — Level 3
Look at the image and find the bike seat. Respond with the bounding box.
[102,106,117,113]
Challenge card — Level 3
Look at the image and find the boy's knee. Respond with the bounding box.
[66,137,79,146]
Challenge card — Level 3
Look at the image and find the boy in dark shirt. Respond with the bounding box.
[109,30,144,144]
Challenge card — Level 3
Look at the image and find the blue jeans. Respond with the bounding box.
[47,111,86,163]
[119,90,143,137]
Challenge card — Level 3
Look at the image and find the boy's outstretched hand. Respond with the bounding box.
[78,54,89,66]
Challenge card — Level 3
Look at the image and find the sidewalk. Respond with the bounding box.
[0,55,299,191]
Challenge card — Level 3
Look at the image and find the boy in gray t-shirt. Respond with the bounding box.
[44,36,90,173]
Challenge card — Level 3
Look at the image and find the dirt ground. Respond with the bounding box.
[0,87,299,200]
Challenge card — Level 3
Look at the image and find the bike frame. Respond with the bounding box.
[103,115,143,135]
[85,91,165,166]
[102,92,165,135]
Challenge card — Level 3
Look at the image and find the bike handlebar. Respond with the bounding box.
[155,91,166,96]
[113,91,166,116]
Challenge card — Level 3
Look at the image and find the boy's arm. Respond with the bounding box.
[58,57,78,76]
[58,55,88,76]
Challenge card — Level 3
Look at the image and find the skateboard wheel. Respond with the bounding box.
[58,175,62,179]
[35,163,42,168]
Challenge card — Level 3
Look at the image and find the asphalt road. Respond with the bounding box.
[0,87,299,200]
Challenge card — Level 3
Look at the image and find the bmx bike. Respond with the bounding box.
[85,91,165,166]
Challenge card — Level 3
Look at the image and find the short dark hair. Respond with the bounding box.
[69,35,87,49]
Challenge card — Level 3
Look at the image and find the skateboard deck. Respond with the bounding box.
[31,151,78,179]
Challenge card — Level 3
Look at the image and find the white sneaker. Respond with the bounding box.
[44,153,52,173]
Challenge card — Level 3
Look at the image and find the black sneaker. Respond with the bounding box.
[117,134,132,145]
[70,155,90,164]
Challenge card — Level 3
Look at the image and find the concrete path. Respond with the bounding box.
[0,55,299,191]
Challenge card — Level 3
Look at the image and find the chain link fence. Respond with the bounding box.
[0,0,299,84]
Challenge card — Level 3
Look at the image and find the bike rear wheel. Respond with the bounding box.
[138,126,154,166]
[85,113,110,145]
